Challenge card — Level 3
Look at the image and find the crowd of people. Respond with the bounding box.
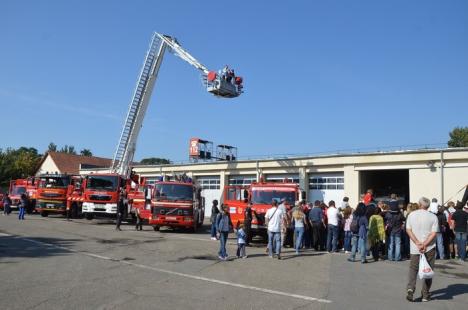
[209,189,468,264]
[209,189,467,302]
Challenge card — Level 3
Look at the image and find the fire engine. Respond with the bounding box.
[36,174,79,217]
[81,32,241,221]
[8,178,39,213]
[223,179,304,237]
[145,176,204,232]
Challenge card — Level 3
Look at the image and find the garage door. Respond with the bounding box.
[197,176,222,218]
[265,173,299,184]
[309,173,344,204]
[228,175,257,186]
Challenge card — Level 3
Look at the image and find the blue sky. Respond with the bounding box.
[1,0,467,162]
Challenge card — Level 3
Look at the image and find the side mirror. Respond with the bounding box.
[301,191,306,200]
[243,189,249,200]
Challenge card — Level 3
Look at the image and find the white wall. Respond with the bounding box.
[36,156,59,175]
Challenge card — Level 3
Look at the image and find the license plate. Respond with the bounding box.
[46,204,55,208]
[165,216,177,221]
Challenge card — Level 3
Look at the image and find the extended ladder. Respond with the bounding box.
[111,33,213,177]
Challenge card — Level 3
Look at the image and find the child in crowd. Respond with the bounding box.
[236,224,247,258]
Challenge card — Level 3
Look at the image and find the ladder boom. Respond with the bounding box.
[111,33,167,177]
[157,34,209,74]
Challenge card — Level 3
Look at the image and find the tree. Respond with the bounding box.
[80,149,93,156]
[448,126,468,147]
[0,147,42,189]
[59,145,77,155]
[139,157,171,165]
[48,142,57,152]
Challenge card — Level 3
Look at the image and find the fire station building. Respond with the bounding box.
[81,148,468,218]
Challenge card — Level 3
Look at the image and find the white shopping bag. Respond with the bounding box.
[418,253,434,279]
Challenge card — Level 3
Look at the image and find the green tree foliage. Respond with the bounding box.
[48,142,57,152]
[80,149,93,156]
[0,147,42,189]
[59,145,76,155]
[448,126,468,147]
[139,157,171,165]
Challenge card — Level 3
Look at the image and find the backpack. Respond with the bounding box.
[350,215,359,234]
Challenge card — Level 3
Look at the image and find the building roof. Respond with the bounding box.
[38,151,112,175]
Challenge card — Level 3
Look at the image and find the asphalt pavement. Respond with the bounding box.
[0,214,466,310]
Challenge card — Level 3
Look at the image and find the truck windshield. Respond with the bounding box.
[155,184,193,201]
[86,175,119,191]
[251,190,295,205]
[39,177,70,188]
[11,186,26,196]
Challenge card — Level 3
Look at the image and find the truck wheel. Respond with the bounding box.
[85,213,94,220]
[40,211,48,217]
[153,226,160,231]
[190,220,198,233]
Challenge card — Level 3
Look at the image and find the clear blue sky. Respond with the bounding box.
[1,0,467,162]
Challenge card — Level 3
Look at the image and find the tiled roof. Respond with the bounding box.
[38,151,112,175]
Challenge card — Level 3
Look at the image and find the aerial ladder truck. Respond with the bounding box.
[80,32,243,221]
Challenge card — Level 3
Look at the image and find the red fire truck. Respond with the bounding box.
[36,174,74,217]
[223,180,304,237]
[147,178,204,232]
[9,178,39,213]
[80,173,124,220]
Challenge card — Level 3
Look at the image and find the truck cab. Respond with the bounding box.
[36,174,72,217]
[81,173,123,219]
[148,180,204,232]
[224,180,301,237]
[9,178,39,213]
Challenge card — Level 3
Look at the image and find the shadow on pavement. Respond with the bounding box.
[431,284,468,300]
[0,235,79,260]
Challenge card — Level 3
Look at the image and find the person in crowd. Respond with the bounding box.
[115,189,126,231]
[326,200,339,253]
[320,202,329,250]
[3,193,12,215]
[236,223,247,258]
[402,203,419,259]
[292,202,307,255]
[381,203,390,258]
[386,201,405,261]
[216,204,233,260]
[210,199,220,240]
[243,202,253,246]
[368,207,386,261]
[339,197,350,211]
[302,201,312,248]
[309,200,324,251]
[406,197,438,302]
[429,198,439,214]
[135,206,143,231]
[278,198,291,248]
[450,202,468,261]
[366,201,377,220]
[265,200,284,259]
[343,206,353,253]
[388,193,399,211]
[348,202,369,263]
[364,189,374,205]
[18,193,27,220]
[435,205,447,259]
[445,201,457,258]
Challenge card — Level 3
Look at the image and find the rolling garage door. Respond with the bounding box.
[197,176,221,218]
[265,173,300,184]
[228,175,257,186]
[309,173,344,204]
